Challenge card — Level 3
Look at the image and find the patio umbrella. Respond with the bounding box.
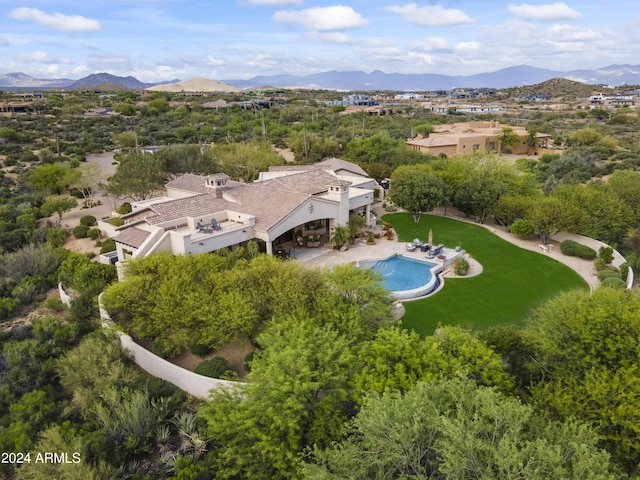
[428,229,433,248]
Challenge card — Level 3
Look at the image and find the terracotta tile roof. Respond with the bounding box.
[165,174,209,194]
[145,194,228,225]
[268,157,368,177]
[407,136,458,147]
[113,227,151,248]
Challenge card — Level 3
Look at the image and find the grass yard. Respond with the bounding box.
[384,213,589,336]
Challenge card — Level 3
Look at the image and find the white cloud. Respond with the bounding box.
[385,3,472,27]
[206,55,225,66]
[245,0,303,5]
[549,24,599,41]
[455,41,480,52]
[15,50,72,64]
[0,36,8,46]
[507,3,581,21]
[9,7,101,32]
[413,36,453,52]
[273,6,369,31]
[306,31,353,44]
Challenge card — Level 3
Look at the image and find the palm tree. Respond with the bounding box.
[330,226,350,249]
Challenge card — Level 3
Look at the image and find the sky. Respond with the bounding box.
[1,0,639,82]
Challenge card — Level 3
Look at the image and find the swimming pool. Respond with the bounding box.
[360,254,442,299]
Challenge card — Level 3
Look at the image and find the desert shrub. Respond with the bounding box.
[0,296,18,319]
[44,297,65,311]
[99,238,116,254]
[109,217,124,227]
[195,357,232,379]
[560,239,578,256]
[87,228,101,240]
[46,228,68,247]
[509,219,534,238]
[243,351,256,373]
[151,338,180,359]
[116,202,132,215]
[593,257,606,271]
[601,276,626,289]
[79,215,96,226]
[72,225,89,239]
[453,257,470,276]
[85,252,96,260]
[620,263,630,279]
[599,246,614,264]
[597,269,622,282]
[189,339,213,357]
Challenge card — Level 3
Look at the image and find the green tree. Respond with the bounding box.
[497,127,521,155]
[40,196,78,225]
[304,379,615,479]
[202,318,357,479]
[27,164,71,194]
[526,196,583,245]
[389,165,446,222]
[105,152,166,201]
[525,287,640,474]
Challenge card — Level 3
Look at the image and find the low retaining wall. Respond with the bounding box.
[90,292,241,398]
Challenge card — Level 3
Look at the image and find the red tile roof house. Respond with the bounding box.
[109,158,379,276]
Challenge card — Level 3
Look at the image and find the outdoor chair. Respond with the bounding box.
[211,219,222,231]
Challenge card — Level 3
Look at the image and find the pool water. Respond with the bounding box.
[362,255,441,299]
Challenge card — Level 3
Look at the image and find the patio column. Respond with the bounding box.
[365,203,372,227]
[266,241,273,256]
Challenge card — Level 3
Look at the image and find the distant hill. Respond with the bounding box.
[0,72,73,88]
[3,63,640,92]
[145,78,240,93]
[224,64,640,91]
[499,78,596,101]
[68,73,151,90]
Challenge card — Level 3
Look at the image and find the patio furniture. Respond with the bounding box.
[420,243,430,252]
[211,218,222,231]
[432,244,444,255]
[406,243,416,252]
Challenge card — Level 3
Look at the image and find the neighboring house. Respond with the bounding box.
[406,121,552,157]
[110,158,378,273]
[394,92,425,100]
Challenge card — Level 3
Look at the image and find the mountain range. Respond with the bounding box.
[1,64,640,91]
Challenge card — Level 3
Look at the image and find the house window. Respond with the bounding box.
[123,249,133,260]
[473,144,479,151]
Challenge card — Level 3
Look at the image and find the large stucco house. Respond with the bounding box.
[109,158,378,270]
[406,121,553,157]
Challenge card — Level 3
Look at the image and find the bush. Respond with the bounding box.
[620,263,630,279]
[599,246,614,264]
[601,276,626,289]
[560,240,596,260]
[560,239,578,256]
[109,217,124,227]
[190,339,213,357]
[597,269,622,282]
[87,228,101,240]
[575,244,596,260]
[453,257,470,276]
[80,215,96,226]
[243,351,256,373]
[46,228,68,247]
[72,225,89,239]
[509,219,534,238]
[100,238,116,254]
[151,338,180,359]
[593,257,606,271]
[195,357,232,378]
[0,297,18,319]
[44,297,65,311]
[116,202,132,215]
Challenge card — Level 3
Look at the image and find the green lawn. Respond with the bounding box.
[384,213,589,336]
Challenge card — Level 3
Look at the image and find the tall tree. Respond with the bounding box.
[497,127,521,155]
[389,165,446,222]
[105,152,166,201]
